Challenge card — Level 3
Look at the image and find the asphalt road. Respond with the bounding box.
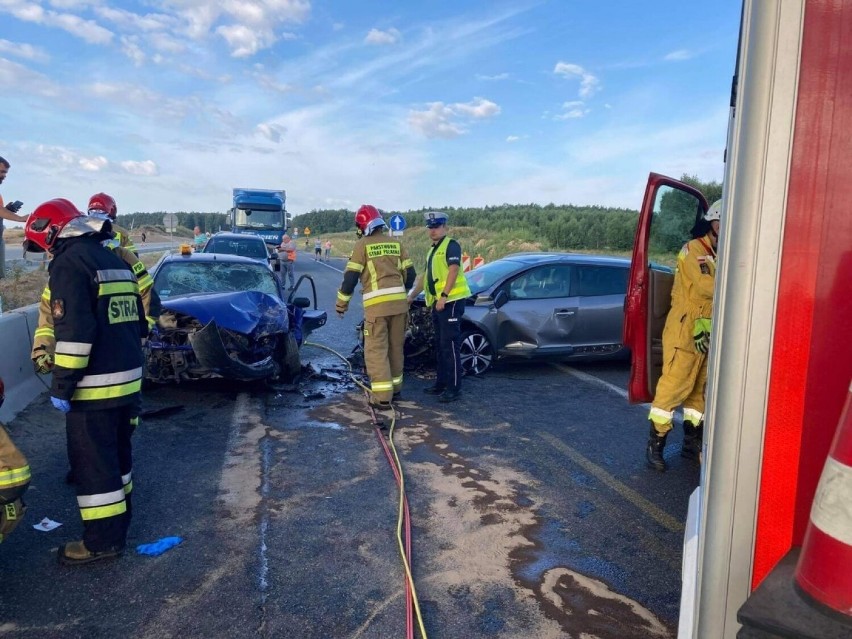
[0,252,699,639]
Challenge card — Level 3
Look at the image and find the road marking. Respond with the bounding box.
[538,431,684,533]
[551,363,630,400]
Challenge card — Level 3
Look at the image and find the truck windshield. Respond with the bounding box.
[234,208,283,229]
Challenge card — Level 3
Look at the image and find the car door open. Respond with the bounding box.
[624,173,708,403]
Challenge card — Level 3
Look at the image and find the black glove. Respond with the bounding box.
[5,200,23,213]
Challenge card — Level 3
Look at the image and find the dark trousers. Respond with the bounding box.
[66,405,134,551]
[432,299,466,391]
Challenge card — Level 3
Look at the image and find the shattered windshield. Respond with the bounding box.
[155,261,281,299]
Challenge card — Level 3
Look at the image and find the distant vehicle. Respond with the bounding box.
[201,231,280,271]
[146,249,326,384]
[229,187,287,249]
[404,252,670,376]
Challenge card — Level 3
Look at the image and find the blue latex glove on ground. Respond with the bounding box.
[136,536,183,556]
[50,397,71,413]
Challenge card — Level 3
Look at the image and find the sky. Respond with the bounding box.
[0,0,741,221]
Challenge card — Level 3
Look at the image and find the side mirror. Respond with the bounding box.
[473,294,493,307]
[291,296,311,309]
[493,289,508,309]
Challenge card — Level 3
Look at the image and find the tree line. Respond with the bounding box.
[292,175,721,254]
[115,174,721,252]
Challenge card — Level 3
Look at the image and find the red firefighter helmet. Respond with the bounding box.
[88,192,118,219]
[354,204,386,237]
[23,198,110,253]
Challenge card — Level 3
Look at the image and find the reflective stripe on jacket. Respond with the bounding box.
[49,236,147,410]
[32,245,160,360]
[337,233,415,319]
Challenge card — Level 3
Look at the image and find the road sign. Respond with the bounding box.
[163,213,178,232]
[389,215,407,233]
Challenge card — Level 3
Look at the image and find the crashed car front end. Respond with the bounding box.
[145,290,289,383]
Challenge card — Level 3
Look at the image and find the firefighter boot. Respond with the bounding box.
[681,420,704,460]
[58,540,124,566]
[646,423,668,472]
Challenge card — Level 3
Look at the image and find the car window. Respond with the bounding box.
[570,265,628,297]
[508,265,572,300]
[155,262,280,299]
[205,238,268,260]
[466,260,525,295]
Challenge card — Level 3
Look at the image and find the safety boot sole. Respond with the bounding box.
[58,541,124,566]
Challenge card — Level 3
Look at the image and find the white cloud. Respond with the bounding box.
[120,160,158,176]
[408,103,465,139]
[256,123,286,142]
[555,100,589,120]
[476,72,509,81]
[121,36,146,66]
[0,57,60,97]
[554,61,601,99]
[408,97,500,138]
[0,38,50,62]
[216,23,276,57]
[79,155,108,171]
[664,49,693,61]
[453,97,500,119]
[0,1,114,44]
[506,135,520,143]
[365,27,401,45]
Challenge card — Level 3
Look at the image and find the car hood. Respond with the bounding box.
[162,290,288,335]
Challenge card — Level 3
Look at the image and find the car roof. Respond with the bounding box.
[500,252,632,267]
[206,232,265,242]
[159,252,269,266]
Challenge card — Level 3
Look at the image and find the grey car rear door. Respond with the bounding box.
[570,265,629,355]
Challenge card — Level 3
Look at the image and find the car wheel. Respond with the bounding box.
[278,332,301,382]
[459,329,493,376]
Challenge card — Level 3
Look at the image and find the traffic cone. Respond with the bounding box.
[794,378,852,617]
[473,255,485,269]
[462,253,471,272]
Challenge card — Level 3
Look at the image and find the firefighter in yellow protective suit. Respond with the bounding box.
[646,200,722,472]
[0,377,31,544]
[88,192,137,255]
[336,205,416,409]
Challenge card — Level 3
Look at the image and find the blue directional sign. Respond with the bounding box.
[389,215,407,232]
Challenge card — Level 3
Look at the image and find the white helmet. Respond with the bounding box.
[704,199,722,222]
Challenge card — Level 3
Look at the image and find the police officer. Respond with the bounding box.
[24,199,147,564]
[336,205,415,409]
[646,200,722,471]
[88,192,137,255]
[407,211,471,403]
[0,377,30,544]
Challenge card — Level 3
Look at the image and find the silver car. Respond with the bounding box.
[453,253,666,375]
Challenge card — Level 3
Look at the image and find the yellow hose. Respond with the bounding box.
[304,340,429,639]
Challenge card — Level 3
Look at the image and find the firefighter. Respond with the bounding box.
[29,211,160,485]
[646,200,722,472]
[406,211,471,403]
[0,377,30,544]
[336,205,416,409]
[24,199,147,564]
[88,192,137,255]
[30,219,160,375]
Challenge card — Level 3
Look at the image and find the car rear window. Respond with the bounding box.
[205,238,268,260]
[571,266,628,297]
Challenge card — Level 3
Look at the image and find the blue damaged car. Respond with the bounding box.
[145,249,326,383]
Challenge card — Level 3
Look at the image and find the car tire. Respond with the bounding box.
[459,329,493,376]
[277,332,302,382]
